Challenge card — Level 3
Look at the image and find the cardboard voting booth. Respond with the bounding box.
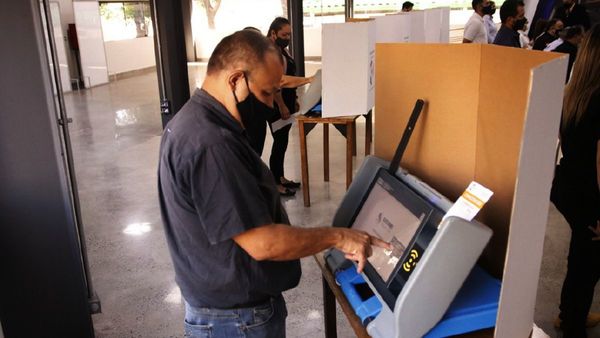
[374,44,568,337]
[322,9,449,118]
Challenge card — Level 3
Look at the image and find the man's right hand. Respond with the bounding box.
[334,228,391,273]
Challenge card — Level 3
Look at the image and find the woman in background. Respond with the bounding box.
[550,23,600,338]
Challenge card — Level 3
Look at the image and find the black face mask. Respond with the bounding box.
[482,5,494,15]
[275,37,290,49]
[514,18,527,31]
[233,76,276,129]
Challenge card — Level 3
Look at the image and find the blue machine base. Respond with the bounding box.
[335,265,501,337]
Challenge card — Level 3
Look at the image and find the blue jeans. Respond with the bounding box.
[184,295,287,338]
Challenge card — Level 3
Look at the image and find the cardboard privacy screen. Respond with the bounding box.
[374,43,567,338]
[321,9,449,118]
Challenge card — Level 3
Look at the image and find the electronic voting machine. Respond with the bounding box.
[324,100,501,338]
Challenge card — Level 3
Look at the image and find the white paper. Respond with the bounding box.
[442,181,493,222]
[297,69,322,116]
[270,70,322,133]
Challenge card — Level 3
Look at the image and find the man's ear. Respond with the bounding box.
[227,71,245,92]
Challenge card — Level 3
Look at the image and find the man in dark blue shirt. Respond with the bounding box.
[493,0,525,48]
[158,30,390,338]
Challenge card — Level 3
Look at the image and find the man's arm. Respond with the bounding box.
[281,75,314,88]
[233,224,391,273]
[274,92,290,119]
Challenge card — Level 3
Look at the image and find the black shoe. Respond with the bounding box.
[279,188,296,197]
[282,181,301,189]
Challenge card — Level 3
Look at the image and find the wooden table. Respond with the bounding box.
[314,252,496,338]
[296,113,372,207]
[314,253,371,338]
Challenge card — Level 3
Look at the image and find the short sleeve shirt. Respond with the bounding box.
[158,89,301,309]
[464,13,488,44]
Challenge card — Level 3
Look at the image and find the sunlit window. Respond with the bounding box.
[99,1,153,41]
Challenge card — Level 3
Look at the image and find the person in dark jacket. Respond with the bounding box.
[550,23,600,338]
[533,18,564,50]
[553,0,590,31]
[551,25,584,82]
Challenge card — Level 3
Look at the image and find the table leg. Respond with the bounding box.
[346,122,354,190]
[322,276,337,338]
[323,123,329,182]
[298,121,310,207]
[365,111,372,156]
[352,122,357,156]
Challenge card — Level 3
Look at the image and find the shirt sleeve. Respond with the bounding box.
[463,20,477,41]
[189,142,273,245]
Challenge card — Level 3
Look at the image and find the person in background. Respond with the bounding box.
[402,1,414,12]
[551,25,584,82]
[267,17,303,197]
[158,29,391,338]
[518,18,532,48]
[463,0,490,43]
[493,0,526,48]
[553,0,590,31]
[533,19,564,50]
[550,23,600,338]
[483,1,498,43]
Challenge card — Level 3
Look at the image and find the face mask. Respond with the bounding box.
[482,5,493,15]
[233,76,276,128]
[513,18,527,31]
[275,37,290,49]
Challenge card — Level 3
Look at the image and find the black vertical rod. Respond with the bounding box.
[345,0,354,19]
[151,0,191,128]
[288,0,305,76]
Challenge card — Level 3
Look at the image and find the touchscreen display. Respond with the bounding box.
[351,177,426,282]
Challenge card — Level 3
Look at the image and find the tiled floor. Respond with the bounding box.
[64,68,598,337]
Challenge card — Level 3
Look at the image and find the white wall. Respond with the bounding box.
[54,0,78,80]
[104,37,156,75]
[73,1,109,87]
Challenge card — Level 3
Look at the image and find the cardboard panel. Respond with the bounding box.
[475,46,566,276]
[424,8,450,43]
[494,57,567,338]
[322,21,375,117]
[409,10,426,42]
[374,44,481,199]
[375,14,411,43]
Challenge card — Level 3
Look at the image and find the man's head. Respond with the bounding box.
[547,19,564,36]
[402,1,414,12]
[499,0,525,29]
[268,17,291,49]
[204,30,283,123]
[561,25,585,45]
[472,0,491,16]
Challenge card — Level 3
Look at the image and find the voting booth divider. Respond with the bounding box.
[374,43,568,337]
[322,8,450,118]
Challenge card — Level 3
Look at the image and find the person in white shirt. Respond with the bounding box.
[463,0,491,43]
[483,1,498,43]
[517,19,532,48]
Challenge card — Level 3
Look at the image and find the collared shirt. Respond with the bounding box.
[464,12,488,43]
[158,89,301,309]
[493,25,521,48]
[483,15,498,43]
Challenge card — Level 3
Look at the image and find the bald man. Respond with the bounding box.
[158,30,390,337]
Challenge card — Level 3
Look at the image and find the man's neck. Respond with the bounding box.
[201,77,242,124]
